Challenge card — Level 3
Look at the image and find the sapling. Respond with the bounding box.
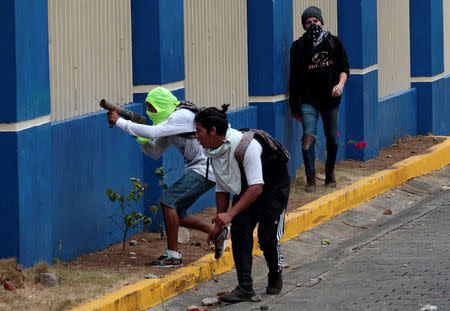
[106,178,152,251]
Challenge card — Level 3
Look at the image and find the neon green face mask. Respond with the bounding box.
[145,87,180,125]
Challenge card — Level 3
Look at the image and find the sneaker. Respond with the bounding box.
[266,271,282,294]
[213,226,230,259]
[219,286,255,303]
[147,254,183,268]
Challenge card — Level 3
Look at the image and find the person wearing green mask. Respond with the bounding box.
[106,87,229,267]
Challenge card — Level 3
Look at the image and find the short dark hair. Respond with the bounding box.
[195,104,230,135]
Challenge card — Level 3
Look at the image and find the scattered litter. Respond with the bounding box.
[427,249,433,252]
[201,297,218,306]
[260,306,269,310]
[321,239,330,245]
[129,240,137,246]
[141,238,148,243]
[442,185,449,191]
[187,306,201,311]
[291,266,297,270]
[383,209,392,215]
[386,154,392,158]
[129,252,136,256]
[3,280,16,291]
[403,264,409,267]
[130,256,136,260]
[342,219,372,229]
[298,277,322,287]
[250,294,262,302]
[178,227,190,244]
[119,261,126,265]
[35,273,58,287]
[420,305,437,311]
[144,274,158,279]
[190,242,201,246]
[408,201,414,205]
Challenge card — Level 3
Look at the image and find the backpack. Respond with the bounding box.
[175,100,200,138]
[175,100,200,114]
[234,129,291,164]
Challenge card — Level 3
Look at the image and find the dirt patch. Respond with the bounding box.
[0,135,444,311]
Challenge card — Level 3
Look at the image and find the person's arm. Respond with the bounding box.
[140,137,171,160]
[108,109,196,138]
[208,191,230,242]
[331,37,350,97]
[213,184,263,227]
[331,72,348,97]
[212,140,264,227]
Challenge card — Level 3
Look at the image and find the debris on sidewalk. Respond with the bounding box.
[383,209,393,215]
[419,305,437,311]
[342,219,372,229]
[201,297,218,306]
[144,274,158,279]
[297,277,322,287]
[320,239,330,245]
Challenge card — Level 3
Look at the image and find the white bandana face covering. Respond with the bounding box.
[204,127,243,195]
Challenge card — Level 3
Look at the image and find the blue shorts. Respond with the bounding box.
[159,170,215,219]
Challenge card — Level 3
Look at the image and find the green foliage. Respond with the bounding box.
[149,167,168,238]
[106,178,152,251]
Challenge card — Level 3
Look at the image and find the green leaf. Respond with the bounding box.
[150,205,158,215]
[119,196,124,204]
[106,188,113,195]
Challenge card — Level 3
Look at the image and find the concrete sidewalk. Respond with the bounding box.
[72,137,450,311]
[155,168,449,311]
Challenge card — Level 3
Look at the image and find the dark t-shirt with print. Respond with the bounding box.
[288,32,350,113]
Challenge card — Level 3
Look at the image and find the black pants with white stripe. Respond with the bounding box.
[231,166,290,291]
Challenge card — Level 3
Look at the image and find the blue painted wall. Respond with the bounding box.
[0,132,19,259]
[413,77,449,136]
[338,0,377,69]
[131,0,184,85]
[247,0,292,95]
[50,104,148,261]
[378,89,417,148]
[1,1,17,122]
[345,70,379,161]
[410,0,444,77]
[1,0,50,123]
[17,124,52,267]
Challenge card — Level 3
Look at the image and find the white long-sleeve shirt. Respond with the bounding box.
[116,109,215,182]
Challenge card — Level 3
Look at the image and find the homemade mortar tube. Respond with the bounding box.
[100,99,147,127]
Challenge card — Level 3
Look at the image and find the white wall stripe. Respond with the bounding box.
[0,115,50,132]
[133,81,185,94]
[411,73,446,83]
[350,65,378,75]
[248,94,288,103]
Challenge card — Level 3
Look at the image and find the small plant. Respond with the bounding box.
[149,167,168,238]
[106,178,152,251]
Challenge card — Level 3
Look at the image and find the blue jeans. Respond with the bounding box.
[299,103,340,175]
[159,170,215,219]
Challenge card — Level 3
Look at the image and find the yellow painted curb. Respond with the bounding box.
[72,137,450,311]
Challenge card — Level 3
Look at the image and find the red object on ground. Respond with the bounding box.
[383,209,393,215]
[3,280,17,291]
